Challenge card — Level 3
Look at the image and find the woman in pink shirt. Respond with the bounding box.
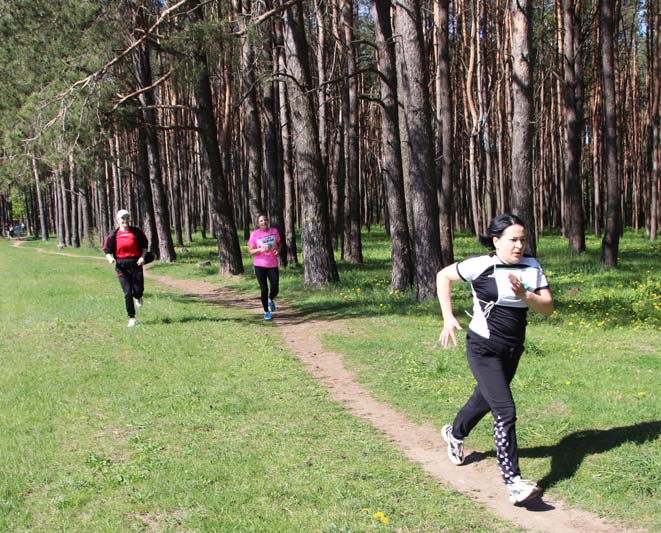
[247,214,281,320]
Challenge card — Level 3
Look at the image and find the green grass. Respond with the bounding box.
[5,227,660,531]
[0,239,520,532]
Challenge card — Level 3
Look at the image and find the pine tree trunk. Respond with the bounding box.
[510,0,537,255]
[130,31,177,262]
[261,32,287,266]
[600,0,621,266]
[31,157,48,241]
[283,0,338,285]
[372,0,413,291]
[137,126,160,255]
[274,12,298,265]
[394,0,442,300]
[341,0,362,263]
[80,183,94,248]
[649,0,660,240]
[562,0,586,253]
[68,154,80,248]
[436,0,454,266]
[190,38,244,275]
[234,0,264,226]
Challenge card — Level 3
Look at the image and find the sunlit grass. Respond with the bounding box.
[9,226,660,530]
[1,238,521,531]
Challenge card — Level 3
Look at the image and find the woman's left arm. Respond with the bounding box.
[508,273,554,316]
[520,287,554,316]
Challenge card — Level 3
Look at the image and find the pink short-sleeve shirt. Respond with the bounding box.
[248,227,281,268]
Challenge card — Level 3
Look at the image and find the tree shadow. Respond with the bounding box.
[519,420,660,490]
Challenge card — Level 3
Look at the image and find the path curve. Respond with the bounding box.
[11,241,638,532]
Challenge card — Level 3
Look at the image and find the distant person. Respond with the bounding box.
[436,213,554,504]
[247,214,281,320]
[103,209,148,328]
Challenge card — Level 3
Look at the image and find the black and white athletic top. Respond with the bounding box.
[456,254,549,345]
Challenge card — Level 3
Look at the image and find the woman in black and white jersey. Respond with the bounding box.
[436,213,554,505]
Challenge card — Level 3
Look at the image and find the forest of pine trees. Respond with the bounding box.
[0,0,659,296]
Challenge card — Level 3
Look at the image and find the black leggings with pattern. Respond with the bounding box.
[451,331,524,484]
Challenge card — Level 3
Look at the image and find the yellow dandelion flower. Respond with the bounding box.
[638,391,647,397]
[380,516,389,524]
[565,380,571,385]
[372,511,385,520]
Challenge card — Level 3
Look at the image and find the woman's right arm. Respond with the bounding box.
[436,264,463,348]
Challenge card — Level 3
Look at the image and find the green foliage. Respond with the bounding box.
[0,0,122,191]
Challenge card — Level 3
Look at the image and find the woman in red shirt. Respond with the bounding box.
[103,209,149,327]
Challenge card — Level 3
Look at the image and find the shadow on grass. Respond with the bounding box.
[520,420,661,490]
[147,315,251,325]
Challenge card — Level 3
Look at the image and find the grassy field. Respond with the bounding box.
[1,239,521,532]
[2,228,659,531]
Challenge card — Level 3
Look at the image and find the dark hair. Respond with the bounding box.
[479,213,526,249]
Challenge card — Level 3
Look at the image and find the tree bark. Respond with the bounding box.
[136,126,159,256]
[394,0,442,300]
[234,0,264,226]
[600,0,621,266]
[372,0,413,291]
[510,0,537,255]
[31,157,48,241]
[130,18,177,261]
[283,0,338,285]
[189,3,244,275]
[274,9,298,265]
[562,0,586,253]
[68,153,80,248]
[260,18,286,267]
[340,0,362,263]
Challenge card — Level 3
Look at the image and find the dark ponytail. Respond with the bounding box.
[479,213,526,249]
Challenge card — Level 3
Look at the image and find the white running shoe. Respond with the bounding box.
[507,476,540,504]
[128,318,137,328]
[441,425,464,465]
[135,298,143,308]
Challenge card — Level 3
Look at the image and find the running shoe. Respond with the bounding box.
[264,311,272,321]
[441,424,464,465]
[268,298,276,312]
[135,297,143,308]
[507,476,540,504]
[128,318,137,328]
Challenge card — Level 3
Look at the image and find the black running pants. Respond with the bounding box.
[452,331,524,484]
[115,258,144,318]
[254,266,279,312]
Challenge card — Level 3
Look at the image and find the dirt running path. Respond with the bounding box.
[11,242,636,532]
[145,271,632,533]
